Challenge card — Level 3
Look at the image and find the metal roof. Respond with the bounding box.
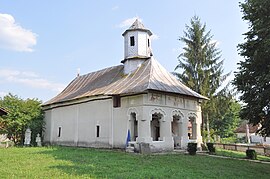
[44,58,207,106]
[122,19,152,36]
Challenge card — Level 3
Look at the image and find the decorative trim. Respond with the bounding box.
[127,107,139,121]
[149,108,166,116]
[149,108,166,122]
[188,112,197,123]
[171,109,184,118]
[188,112,197,118]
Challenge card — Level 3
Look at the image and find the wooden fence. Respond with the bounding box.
[214,143,270,156]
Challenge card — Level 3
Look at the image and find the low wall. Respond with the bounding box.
[214,143,270,156]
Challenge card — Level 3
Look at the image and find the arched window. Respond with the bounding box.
[129,112,138,141]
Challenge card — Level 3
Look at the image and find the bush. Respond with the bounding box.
[246,149,257,160]
[201,143,208,151]
[207,143,216,154]
[187,143,197,155]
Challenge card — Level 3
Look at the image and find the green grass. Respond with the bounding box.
[0,147,270,178]
[216,148,270,162]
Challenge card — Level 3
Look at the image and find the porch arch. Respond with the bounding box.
[188,112,198,140]
[171,109,184,147]
[127,108,139,141]
[149,108,166,141]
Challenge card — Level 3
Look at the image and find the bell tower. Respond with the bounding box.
[122,19,152,74]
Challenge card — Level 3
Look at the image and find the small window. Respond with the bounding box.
[148,39,150,47]
[58,127,61,137]
[113,96,121,108]
[96,125,100,137]
[130,36,135,46]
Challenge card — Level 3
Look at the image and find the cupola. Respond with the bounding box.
[122,19,153,74]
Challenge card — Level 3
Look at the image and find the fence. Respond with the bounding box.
[214,143,270,156]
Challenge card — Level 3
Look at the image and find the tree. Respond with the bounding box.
[0,93,44,145]
[211,98,241,138]
[174,16,229,141]
[233,0,270,136]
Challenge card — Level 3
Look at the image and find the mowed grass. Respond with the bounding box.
[0,147,270,179]
[216,148,270,162]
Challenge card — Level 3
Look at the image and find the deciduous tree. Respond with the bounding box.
[233,0,270,136]
[0,93,44,145]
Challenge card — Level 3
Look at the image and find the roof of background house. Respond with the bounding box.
[235,121,259,133]
[43,58,208,106]
[0,107,7,116]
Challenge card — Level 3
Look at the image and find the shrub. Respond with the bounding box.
[201,143,208,151]
[187,143,197,155]
[246,149,257,160]
[207,143,216,154]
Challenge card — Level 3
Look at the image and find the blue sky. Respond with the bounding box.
[0,0,248,102]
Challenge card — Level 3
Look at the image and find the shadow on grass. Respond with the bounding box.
[37,146,270,179]
[37,146,156,178]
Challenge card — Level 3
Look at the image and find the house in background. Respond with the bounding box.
[0,107,8,143]
[0,107,7,116]
[43,20,207,152]
[235,121,270,144]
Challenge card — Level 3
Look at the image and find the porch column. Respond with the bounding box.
[137,114,152,143]
[177,120,183,147]
[192,121,197,140]
[196,111,203,147]
[181,118,189,149]
[160,115,173,145]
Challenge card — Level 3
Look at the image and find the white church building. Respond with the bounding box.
[43,20,207,152]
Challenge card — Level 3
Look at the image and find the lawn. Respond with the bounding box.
[0,147,270,179]
[216,148,270,162]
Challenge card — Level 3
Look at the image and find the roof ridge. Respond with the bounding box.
[146,58,154,89]
[116,60,151,94]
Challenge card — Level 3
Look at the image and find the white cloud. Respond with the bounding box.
[151,34,159,40]
[118,17,143,28]
[0,13,37,52]
[0,69,65,92]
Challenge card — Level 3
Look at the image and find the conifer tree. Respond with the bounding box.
[174,16,229,141]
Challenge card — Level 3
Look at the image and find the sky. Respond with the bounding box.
[0,0,248,102]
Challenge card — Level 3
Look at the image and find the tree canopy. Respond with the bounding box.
[174,16,231,140]
[233,0,270,136]
[0,93,44,145]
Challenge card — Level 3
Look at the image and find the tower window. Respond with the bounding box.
[113,96,121,108]
[130,36,135,46]
[148,39,150,47]
[58,127,61,137]
[96,125,100,137]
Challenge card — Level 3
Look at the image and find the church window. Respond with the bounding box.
[148,39,150,47]
[151,114,161,141]
[130,36,135,46]
[58,127,61,137]
[113,96,121,108]
[96,125,100,137]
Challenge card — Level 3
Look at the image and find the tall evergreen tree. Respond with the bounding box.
[233,0,270,136]
[174,16,229,140]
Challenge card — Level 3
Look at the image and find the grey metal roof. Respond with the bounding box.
[44,58,207,106]
[122,19,152,36]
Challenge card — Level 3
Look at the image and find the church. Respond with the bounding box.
[43,20,207,152]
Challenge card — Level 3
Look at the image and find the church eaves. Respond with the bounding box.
[43,58,207,106]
